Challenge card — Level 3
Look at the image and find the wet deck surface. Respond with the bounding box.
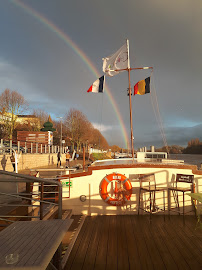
[64,215,202,270]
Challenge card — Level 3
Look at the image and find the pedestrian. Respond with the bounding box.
[65,150,71,168]
[10,152,16,171]
[57,151,61,167]
[10,150,21,172]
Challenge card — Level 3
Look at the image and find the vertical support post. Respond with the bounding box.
[126,39,134,159]
[41,144,43,154]
[26,182,32,221]
[36,143,38,154]
[31,143,33,154]
[40,182,44,220]
[83,146,85,172]
[58,183,62,219]
[10,140,12,154]
[69,170,71,199]
[45,145,47,154]
[17,141,20,153]
[25,142,27,153]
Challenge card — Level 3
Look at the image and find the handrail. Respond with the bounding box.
[0,170,62,225]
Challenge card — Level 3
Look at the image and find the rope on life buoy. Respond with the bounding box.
[99,173,132,206]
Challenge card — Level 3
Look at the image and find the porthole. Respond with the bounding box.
[80,195,86,202]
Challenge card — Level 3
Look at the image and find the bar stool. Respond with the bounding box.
[138,173,166,220]
[168,174,194,219]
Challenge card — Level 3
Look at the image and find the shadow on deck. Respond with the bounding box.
[64,215,202,270]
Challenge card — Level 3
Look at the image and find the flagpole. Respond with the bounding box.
[126,39,134,159]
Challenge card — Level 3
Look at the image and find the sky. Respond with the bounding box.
[0,0,201,149]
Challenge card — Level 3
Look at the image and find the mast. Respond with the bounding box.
[127,39,134,159]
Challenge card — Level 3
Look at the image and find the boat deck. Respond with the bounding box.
[64,215,202,270]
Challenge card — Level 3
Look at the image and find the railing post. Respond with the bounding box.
[36,143,38,154]
[41,144,43,154]
[58,183,62,219]
[18,141,20,154]
[83,146,85,172]
[31,143,33,154]
[26,182,32,221]
[69,171,71,199]
[10,140,12,154]
[45,145,47,154]
[25,142,27,153]
[40,182,44,220]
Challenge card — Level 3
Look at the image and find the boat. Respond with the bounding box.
[0,41,201,270]
[57,40,202,216]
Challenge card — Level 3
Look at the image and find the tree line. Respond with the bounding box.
[0,89,109,151]
[156,138,202,155]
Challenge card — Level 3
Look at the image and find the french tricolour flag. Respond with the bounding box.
[87,76,105,93]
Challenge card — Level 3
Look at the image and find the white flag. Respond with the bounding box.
[102,42,128,77]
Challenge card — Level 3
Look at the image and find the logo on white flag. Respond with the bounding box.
[102,42,128,76]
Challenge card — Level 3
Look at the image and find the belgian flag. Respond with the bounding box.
[134,77,150,95]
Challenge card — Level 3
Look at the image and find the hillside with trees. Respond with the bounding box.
[182,138,202,154]
[156,145,184,154]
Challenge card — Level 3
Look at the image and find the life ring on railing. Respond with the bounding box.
[99,173,132,206]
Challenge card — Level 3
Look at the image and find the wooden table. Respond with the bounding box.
[0,219,72,269]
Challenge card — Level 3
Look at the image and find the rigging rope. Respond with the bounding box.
[150,71,170,154]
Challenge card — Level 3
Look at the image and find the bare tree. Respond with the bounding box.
[0,89,27,139]
[32,109,49,129]
[90,128,109,150]
[65,109,93,151]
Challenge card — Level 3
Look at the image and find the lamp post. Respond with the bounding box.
[57,117,63,153]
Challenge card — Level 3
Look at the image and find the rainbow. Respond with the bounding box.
[10,0,129,148]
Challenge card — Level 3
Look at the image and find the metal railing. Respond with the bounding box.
[0,170,62,227]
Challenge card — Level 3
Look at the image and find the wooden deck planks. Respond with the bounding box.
[93,215,110,270]
[131,216,154,269]
[149,217,178,270]
[168,217,202,268]
[153,217,191,270]
[105,215,118,270]
[64,215,202,270]
[122,215,142,270]
[65,215,90,269]
[82,216,104,270]
[137,217,166,269]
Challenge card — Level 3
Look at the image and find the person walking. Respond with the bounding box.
[10,152,16,171]
[10,150,21,172]
[65,150,71,168]
[57,151,61,167]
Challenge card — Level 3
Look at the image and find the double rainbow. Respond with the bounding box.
[11,0,129,148]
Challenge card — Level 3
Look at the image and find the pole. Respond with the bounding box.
[128,69,134,159]
[60,119,62,154]
[126,39,134,159]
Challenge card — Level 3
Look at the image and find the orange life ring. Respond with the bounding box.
[99,173,132,206]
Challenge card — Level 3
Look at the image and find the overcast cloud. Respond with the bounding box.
[0,0,201,149]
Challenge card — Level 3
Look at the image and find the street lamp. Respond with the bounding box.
[57,117,63,153]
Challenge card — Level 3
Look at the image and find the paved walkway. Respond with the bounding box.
[18,159,87,178]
